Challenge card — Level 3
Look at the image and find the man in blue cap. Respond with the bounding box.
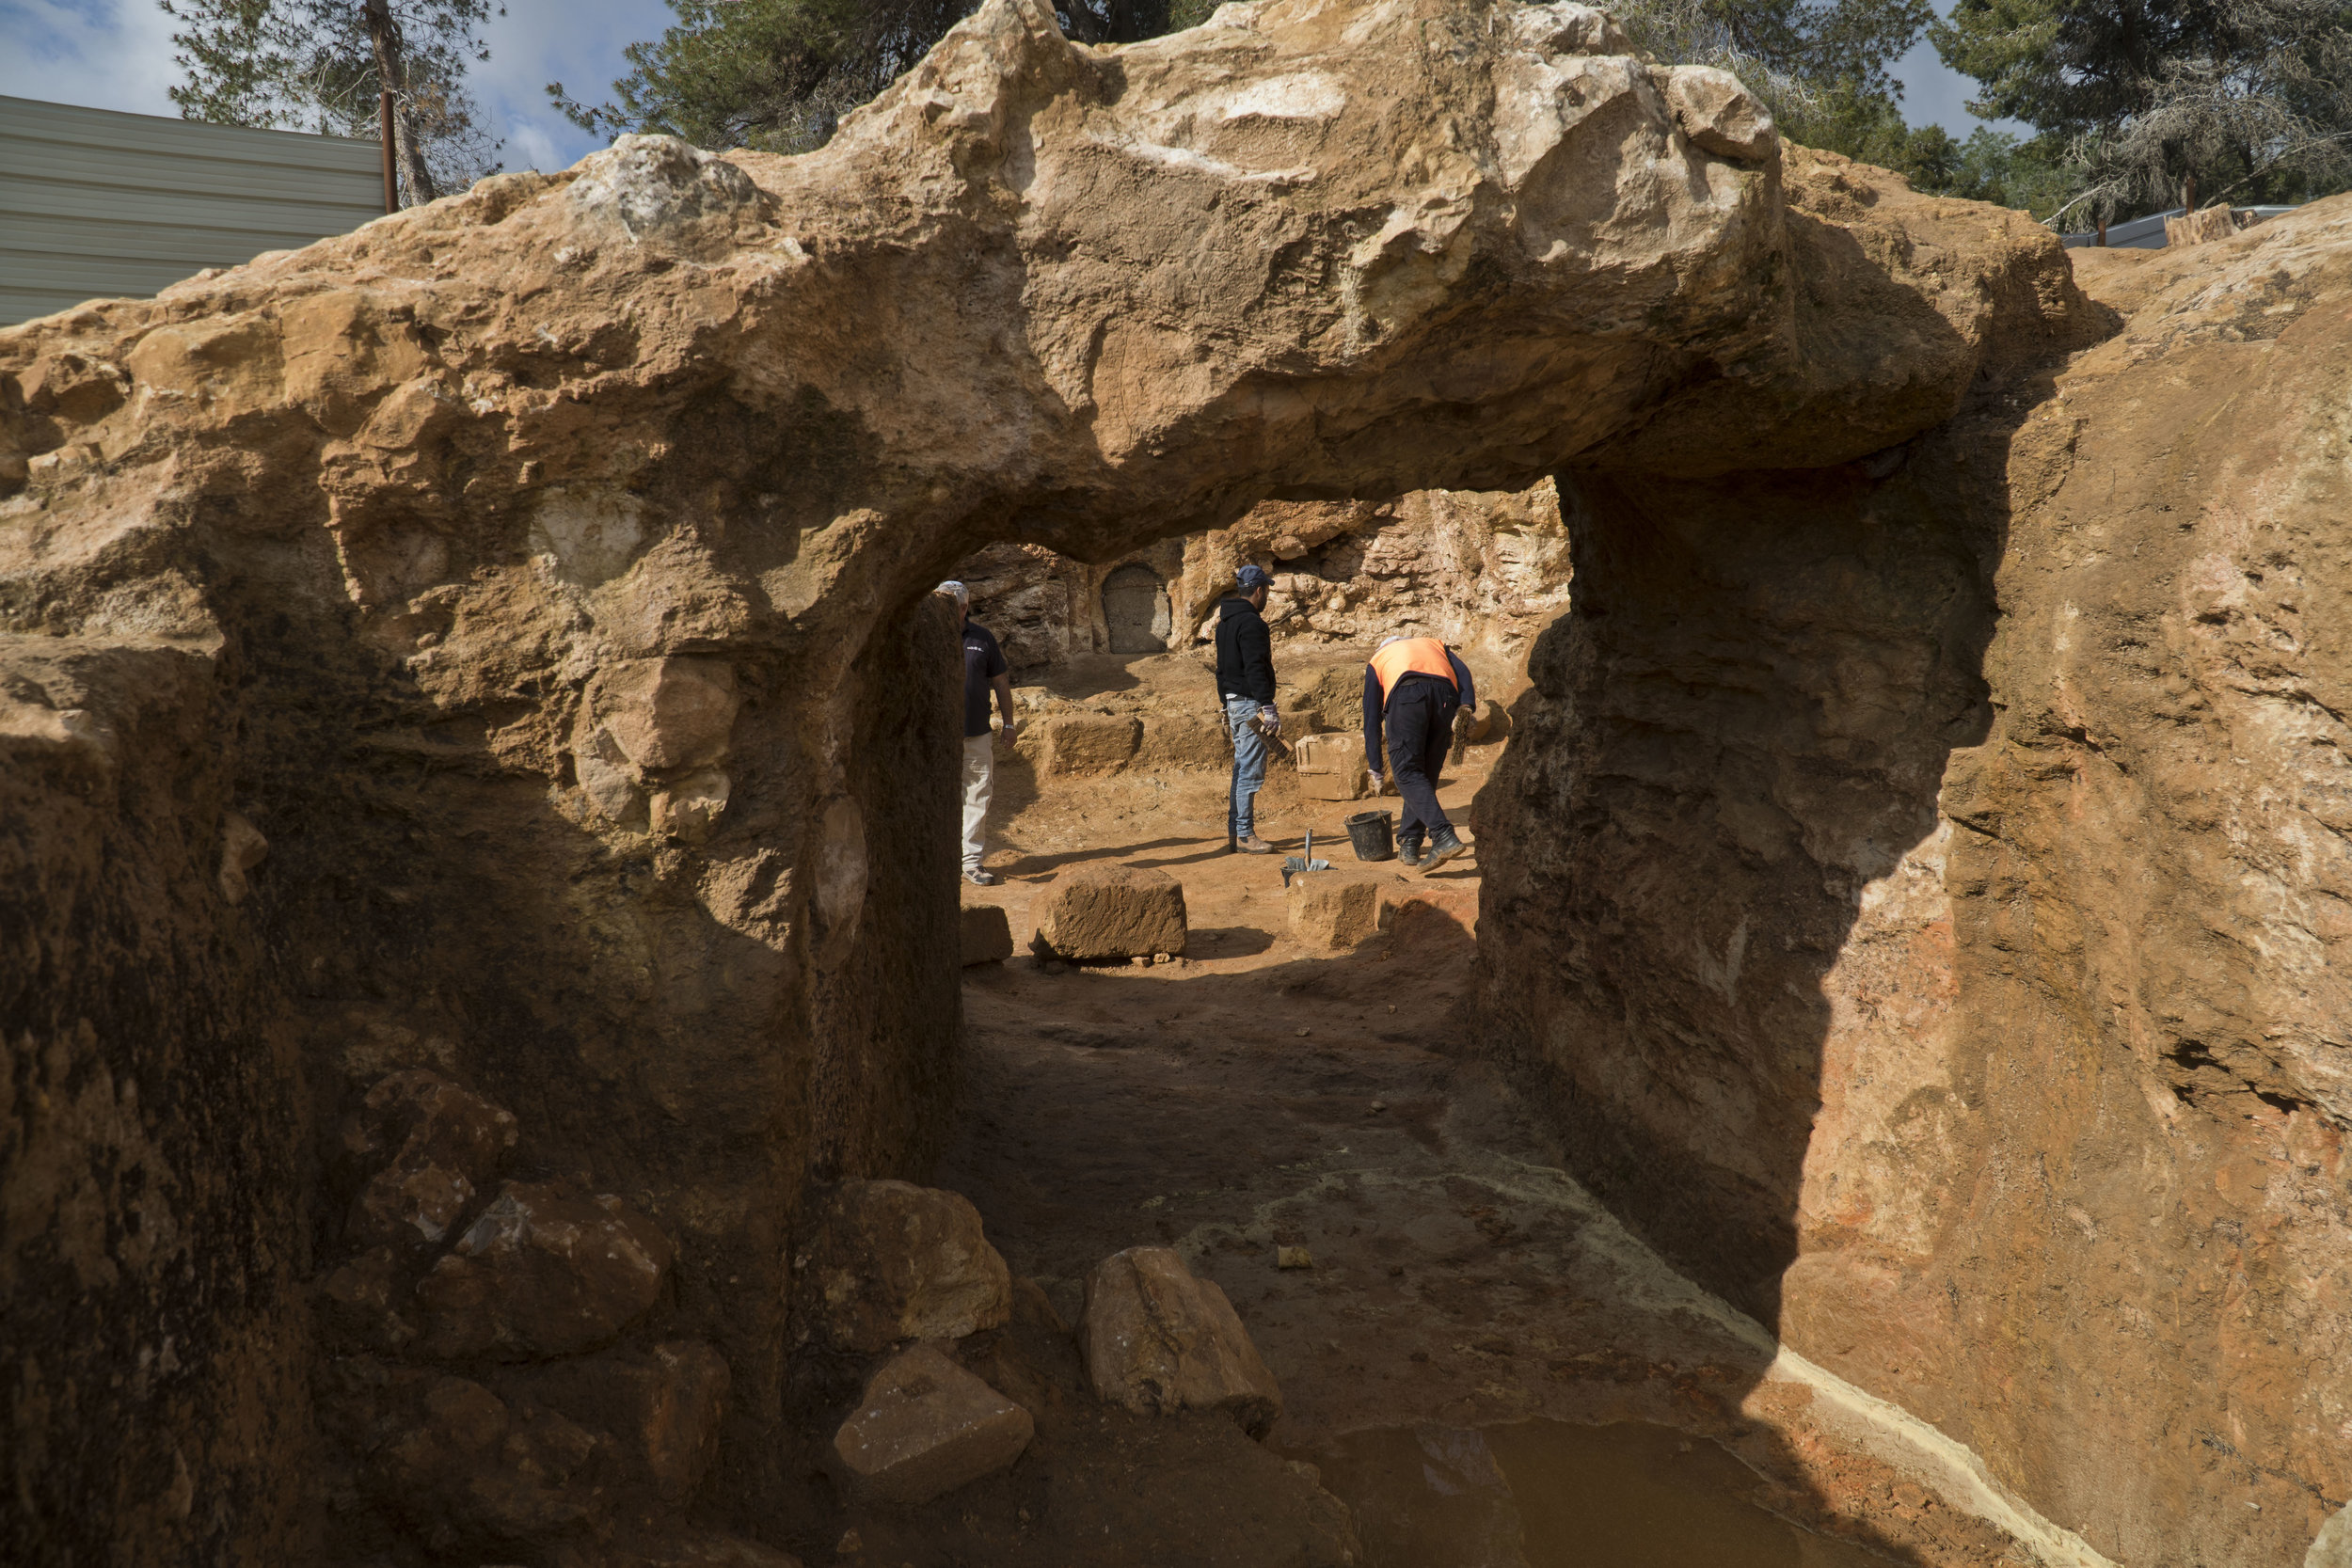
[1215,563,1282,853]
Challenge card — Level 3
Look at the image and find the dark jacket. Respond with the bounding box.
[1363,647,1476,772]
[1215,595,1277,705]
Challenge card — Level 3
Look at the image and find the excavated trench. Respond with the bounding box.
[10,0,2352,1563]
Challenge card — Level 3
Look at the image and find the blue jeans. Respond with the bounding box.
[1225,695,1268,838]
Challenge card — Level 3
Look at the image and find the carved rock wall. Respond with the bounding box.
[1479,196,2352,1563]
[956,481,1570,674]
[0,0,2102,1560]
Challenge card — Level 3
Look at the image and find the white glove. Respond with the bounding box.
[1259,708,1280,737]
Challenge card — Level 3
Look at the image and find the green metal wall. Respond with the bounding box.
[1,95,385,327]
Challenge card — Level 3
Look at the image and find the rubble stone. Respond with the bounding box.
[1033,864,1186,961]
[514,1340,730,1502]
[363,1371,611,1539]
[832,1342,1034,1505]
[1081,1246,1282,1434]
[1134,713,1231,771]
[1286,874,1386,954]
[795,1180,1012,1354]
[960,903,1014,966]
[415,1182,674,1359]
[341,1069,519,1252]
[318,1244,420,1351]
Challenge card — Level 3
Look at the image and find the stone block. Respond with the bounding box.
[1135,713,1230,771]
[1033,863,1187,960]
[833,1342,1034,1505]
[1037,712,1141,776]
[1286,872,1386,953]
[1290,731,1368,800]
[1081,1246,1281,1434]
[960,903,1014,966]
[415,1182,675,1359]
[794,1180,1012,1354]
[340,1069,519,1253]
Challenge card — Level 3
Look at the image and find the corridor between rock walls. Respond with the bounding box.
[8,0,2352,1561]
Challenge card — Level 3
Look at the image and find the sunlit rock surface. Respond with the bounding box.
[0,0,2113,1560]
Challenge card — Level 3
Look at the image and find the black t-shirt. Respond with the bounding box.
[962,622,1008,737]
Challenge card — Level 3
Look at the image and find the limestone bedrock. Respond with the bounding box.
[0,0,2100,1561]
[1480,196,2352,1565]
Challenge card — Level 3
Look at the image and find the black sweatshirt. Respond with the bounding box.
[1215,596,1277,705]
[1363,647,1476,771]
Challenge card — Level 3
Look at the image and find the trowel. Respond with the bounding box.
[1281,829,1330,887]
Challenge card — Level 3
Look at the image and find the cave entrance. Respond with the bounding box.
[1102,562,1171,654]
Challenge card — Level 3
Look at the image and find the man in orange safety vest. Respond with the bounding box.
[1362,634,1475,870]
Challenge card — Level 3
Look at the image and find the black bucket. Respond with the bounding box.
[1344,810,1395,863]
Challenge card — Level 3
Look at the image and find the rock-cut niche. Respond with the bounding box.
[1102,562,1172,654]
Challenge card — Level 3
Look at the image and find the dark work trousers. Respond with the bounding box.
[1384,674,1459,844]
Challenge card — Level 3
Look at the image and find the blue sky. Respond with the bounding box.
[0,0,2018,173]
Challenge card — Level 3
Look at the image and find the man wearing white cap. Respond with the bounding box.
[940,581,1018,885]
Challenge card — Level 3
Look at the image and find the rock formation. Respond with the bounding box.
[1479,195,2352,1563]
[17,0,2286,1558]
[954,480,1572,673]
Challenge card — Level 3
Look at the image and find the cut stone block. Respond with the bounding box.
[960,903,1014,966]
[795,1180,1012,1354]
[1081,1245,1282,1434]
[1286,872,1386,953]
[1290,730,1368,800]
[1033,864,1186,960]
[832,1342,1034,1505]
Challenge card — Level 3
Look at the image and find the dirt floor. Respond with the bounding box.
[785,652,2076,1568]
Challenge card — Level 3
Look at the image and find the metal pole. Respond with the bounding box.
[378,89,397,213]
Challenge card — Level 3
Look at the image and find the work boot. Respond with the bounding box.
[1236,833,1276,854]
[1395,832,1425,868]
[964,867,1000,886]
[1418,826,1469,873]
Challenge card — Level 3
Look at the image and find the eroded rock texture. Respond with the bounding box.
[2,0,2099,1560]
[1481,196,2352,1562]
[954,480,1572,672]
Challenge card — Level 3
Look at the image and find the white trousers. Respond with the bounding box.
[961,733,994,872]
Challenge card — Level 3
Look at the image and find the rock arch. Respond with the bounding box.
[0,0,2155,1561]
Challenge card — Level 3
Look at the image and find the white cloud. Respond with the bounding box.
[1891,3,2030,140]
[0,0,183,116]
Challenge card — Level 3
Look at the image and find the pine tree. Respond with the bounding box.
[1935,0,2352,223]
[548,0,1177,156]
[159,0,504,204]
